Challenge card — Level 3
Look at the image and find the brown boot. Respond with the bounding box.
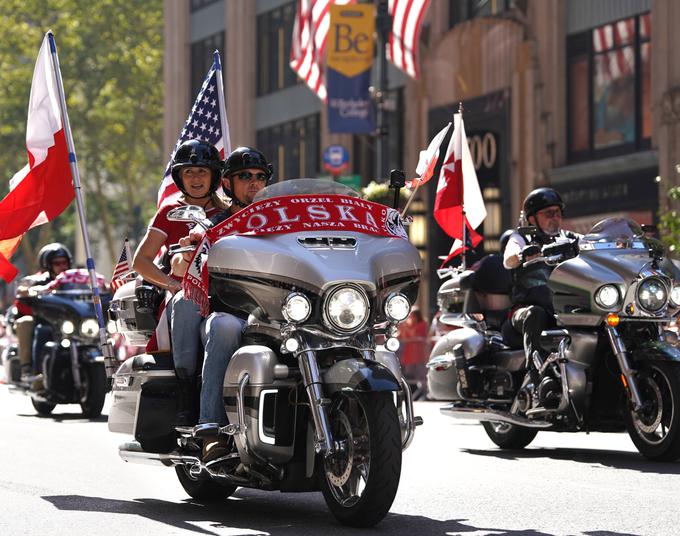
[202,435,231,463]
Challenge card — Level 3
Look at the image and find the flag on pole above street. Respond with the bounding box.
[290,0,355,101]
[157,51,230,208]
[387,0,431,79]
[406,122,451,189]
[110,238,134,292]
[434,113,487,265]
[0,33,74,282]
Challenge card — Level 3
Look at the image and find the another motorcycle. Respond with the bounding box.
[107,179,423,527]
[2,269,112,418]
[427,217,680,461]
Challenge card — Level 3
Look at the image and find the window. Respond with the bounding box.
[352,88,404,183]
[190,0,220,13]
[567,13,651,161]
[449,0,512,28]
[190,32,225,105]
[257,114,321,180]
[257,2,299,96]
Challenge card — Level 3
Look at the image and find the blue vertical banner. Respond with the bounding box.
[327,4,375,134]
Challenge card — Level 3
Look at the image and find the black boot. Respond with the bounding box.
[174,369,197,426]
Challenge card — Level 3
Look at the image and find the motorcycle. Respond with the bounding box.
[427,217,680,461]
[107,178,423,527]
[2,268,112,418]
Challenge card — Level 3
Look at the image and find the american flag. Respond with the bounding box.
[290,0,355,101]
[592,14,649,87]
[110,239,134,292]
[157,51,231,208]
[387,0,430,79]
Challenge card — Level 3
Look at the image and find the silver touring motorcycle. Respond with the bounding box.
[108,179,422,527]
[428,217,680,461]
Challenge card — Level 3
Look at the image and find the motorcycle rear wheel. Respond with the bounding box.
[482,421,538,449]
[320,391,401,528]
[624,362,680,462]
[175,465,237,501]
[31,399,56,416]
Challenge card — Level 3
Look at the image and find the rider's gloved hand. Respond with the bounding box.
[520,244,541,264]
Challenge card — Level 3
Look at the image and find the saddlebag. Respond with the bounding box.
[134,377,178,453]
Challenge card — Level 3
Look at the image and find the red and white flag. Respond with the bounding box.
[290,0,355,100]
[434,113,486,265]
[110,238,134,292]
[387,0,431,79]
[0,33,74,282]
[406,122,451,189]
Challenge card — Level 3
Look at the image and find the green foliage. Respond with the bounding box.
[0,0,163,271]
[659,186,680,256]
[361,180,411,209]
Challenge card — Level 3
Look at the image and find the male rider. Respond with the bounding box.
[503,188,575,413]
[172,147,273,461]
[15,243,73,384]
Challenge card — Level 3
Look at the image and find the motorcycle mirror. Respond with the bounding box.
[166,206,210,230]
[389,169,406,190]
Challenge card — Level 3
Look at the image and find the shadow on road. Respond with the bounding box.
[462,446,680,475]
[41,491,642,536]
[16,412,108,423]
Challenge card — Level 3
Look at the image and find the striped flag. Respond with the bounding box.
[110,239,134,292]
[290,0,355,100]
[157,51,230,208]
[387,0,430,79]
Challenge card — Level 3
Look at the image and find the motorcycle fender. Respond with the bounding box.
[633,341,680,363]
[323,359,400,394]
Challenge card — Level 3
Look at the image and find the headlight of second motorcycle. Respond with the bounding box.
[61,320,76,335]
[595,284,621,309]
[637,277,668,313]
[385,294,410,322]
[282,292,311,323]
[323,286,369,333]
[670,284,680,307]
[80,319,99,338]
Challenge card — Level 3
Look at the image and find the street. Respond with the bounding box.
[0,384,679,536]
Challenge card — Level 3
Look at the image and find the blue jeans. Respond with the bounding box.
[199,312,245,424]
[170,291,203,376]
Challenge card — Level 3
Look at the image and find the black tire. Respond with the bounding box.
[175,465,237,501]
[624,362,680,462]
[482,421,538,449]
[31,399,56,415]
[320,392,401,528]
[80,364,107,419]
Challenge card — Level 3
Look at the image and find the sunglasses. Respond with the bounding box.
[537,208,562,219]
[234,171,268,182]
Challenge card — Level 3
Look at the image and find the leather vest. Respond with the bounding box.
[511,232,560,312]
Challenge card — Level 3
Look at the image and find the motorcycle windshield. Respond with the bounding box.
[579,217,647,251]
[253,178,361,201]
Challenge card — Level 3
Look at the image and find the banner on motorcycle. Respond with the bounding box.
[183,194,408,315]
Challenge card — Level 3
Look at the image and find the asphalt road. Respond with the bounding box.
[0,382,679,536]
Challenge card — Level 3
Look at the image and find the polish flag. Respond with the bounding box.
[0,33,74,281]
[434,113,486,265]
[406,122,451,189]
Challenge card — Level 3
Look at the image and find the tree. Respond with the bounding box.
[0,0,163,274]
[659,186,680,256]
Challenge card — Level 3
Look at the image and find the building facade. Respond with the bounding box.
[164,0,679,315]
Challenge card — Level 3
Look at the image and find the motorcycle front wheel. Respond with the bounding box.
[80,363,107,419]
[482,421,538,449]
[320,391,401,528]
[624,362,680,461]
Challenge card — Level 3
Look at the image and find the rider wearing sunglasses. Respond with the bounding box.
[502,188,577,414]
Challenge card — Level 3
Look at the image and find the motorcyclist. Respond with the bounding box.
[172,146,273,461]
[503,187,575,413]
[14,243,73,381]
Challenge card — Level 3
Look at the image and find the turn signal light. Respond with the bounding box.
[606,313,620,327]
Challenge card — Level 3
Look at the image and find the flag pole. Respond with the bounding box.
[213,51,232,156]
[46,32,114,365]
[458,102,466,271]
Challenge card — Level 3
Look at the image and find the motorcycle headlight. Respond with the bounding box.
[323,286,369,333]
[595,284,620,309]
[637,277,668,313]
[62,320,75,335]
[385,294,410,322]
[282,293,311,323]
[80,319,99,338]
[671,285,680,307]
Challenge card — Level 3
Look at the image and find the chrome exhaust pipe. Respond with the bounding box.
[440,404,553,429]
[118,441,199,467]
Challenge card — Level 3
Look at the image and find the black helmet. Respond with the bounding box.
[522,187,565,219]
[170,139,223,197]
[38,242,73,272]
[223,147,273,180]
